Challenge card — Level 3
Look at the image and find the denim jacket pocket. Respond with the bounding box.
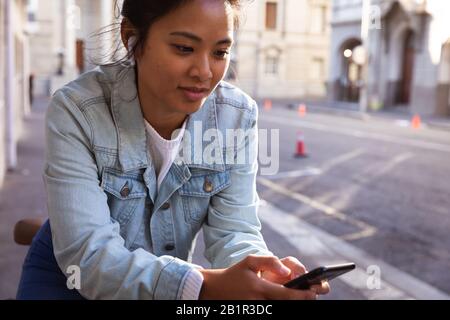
[179,170,231,224]
[101,167,147,227]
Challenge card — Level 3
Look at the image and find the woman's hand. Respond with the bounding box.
[261,256,330,296]
[198,255,325,300]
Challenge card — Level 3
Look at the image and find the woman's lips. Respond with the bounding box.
[179,87,209,102]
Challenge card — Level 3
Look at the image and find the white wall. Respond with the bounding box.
[0,0,5,187]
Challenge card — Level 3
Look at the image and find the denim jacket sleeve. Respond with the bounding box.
[202,99,273,268]
[44,90,194,300]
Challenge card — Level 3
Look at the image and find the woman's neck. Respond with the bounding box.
[143,108,186,140]
[137,86,186,140]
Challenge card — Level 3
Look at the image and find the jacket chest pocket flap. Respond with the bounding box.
[179,170,231,223]
[101,167,147,226]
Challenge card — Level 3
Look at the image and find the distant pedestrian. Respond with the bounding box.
[29,73,34,107]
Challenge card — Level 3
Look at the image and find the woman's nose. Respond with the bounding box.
[189,56,213,81]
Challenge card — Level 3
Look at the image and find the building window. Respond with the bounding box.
[27,0,39,19]
[311,57,324,81]
[265,56,279,75]
[311,5,327,34]
[265,2,277,30]
[320,5,327,33]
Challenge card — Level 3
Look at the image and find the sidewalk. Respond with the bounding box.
[258,98,450,132]
[0,96,49,299]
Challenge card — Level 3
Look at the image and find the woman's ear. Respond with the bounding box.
[120,18,136,51]
[127,36,137,52]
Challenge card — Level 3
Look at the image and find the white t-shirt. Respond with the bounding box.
[144,118,204,300]
[144,119,186,189]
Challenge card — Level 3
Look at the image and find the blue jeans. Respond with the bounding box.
[16,220,85,300]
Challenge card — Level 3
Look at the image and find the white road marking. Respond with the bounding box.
[260,114,450,154]
[263,149,365,180]
[320,148,366,172]
[395,120,411,128]
[258,201,450,300]
[354,152,413,184]
[257,177,377,241]
[264,167,322,180]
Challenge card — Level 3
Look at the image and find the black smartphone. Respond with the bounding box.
[283,263,356,290]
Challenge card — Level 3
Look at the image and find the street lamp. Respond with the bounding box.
[344,49,353,58]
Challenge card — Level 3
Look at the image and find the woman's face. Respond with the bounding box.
[135,0,235,116]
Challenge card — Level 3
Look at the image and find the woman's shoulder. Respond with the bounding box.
[207,81,259,133]
[213,81,258,115]
[53,64,128,110]
[46,65,129,145]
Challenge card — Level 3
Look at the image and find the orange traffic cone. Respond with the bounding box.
[298,104,307,117]
[264,99,272,111]
[294,131,308,158]
[411,114,421,129]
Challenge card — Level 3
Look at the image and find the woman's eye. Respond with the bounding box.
[215,50,230,58]
[173,45,193,53]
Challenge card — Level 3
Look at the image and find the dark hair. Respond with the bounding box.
[125,0,242,59]
[92,0,245,67]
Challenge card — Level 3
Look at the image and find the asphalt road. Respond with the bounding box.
[255,105,450,294]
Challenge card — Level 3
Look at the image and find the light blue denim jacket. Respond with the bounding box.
[44,62,272,300]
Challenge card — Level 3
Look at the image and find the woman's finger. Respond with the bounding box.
[245,255,291,277]
[279,256,307,279]
[310,281,331,295]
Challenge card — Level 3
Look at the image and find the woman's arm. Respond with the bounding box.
[44,90,195,300]
[202,100,270,267]
[199,100,330,299]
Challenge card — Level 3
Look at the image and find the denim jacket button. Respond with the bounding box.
[120,183,130,198]
[165,244,175,251]
[161,202,170,210]
[203,180,213,193]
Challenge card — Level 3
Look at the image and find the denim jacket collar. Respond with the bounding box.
[110,63,226,173]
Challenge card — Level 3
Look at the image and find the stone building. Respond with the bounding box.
[27,0,115,96]
[232,0,331,100]
[328,0,450,116]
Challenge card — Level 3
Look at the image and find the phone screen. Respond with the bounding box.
[284,263,356,290]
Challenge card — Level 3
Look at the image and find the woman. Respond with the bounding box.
[17,0,329,300]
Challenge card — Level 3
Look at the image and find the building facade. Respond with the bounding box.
[232,0,331,100]
[27,0,116,97]
[0,0,4,187]
[1,0,115,187]
[328,0,450,116]
[1,0,30,187]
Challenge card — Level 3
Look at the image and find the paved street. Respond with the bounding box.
[1,98,449,299]
[256,103,450,296]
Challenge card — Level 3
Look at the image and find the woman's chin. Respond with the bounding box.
[178,100,206,115]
